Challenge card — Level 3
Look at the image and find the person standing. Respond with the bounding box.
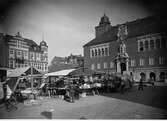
[138,73,145,91]
[69,84,75,103]
[0,78,7,103]
[120,77,125,94]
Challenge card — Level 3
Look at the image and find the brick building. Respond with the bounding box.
[83,14,167,82]
[3,32,48,73]
[0,33,9,81]
[65,54,84,67]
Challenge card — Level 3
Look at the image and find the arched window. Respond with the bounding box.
[139,41,144,51]
[105,48,108,56]
[156,39,161,49]
[145,40,149,50]
[102,48,104,56]
[98,48,101,56]
[91,50,94,57]
[95,49,97,57]
[150,39,154,49]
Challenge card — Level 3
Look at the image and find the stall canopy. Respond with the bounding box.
[68,67,104,76]
[45,69,76,77]
[7,66,41,78]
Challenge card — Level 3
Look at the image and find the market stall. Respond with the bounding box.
[43,69,76,98]
[7,66,43,100]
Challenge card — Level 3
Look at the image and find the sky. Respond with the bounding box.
[0,0,153,64]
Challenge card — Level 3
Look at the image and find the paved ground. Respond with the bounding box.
[0,86,167,119]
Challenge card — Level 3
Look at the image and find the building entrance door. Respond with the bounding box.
[120,63,126,74]
[150,72,156,81]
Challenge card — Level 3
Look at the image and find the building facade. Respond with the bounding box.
[65,54,84,67]
[0,33,9,81]
[84,14,167,82]
[4,32,48,73]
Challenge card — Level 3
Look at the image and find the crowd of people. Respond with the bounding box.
[0,73,138,106]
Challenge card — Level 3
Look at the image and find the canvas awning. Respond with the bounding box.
[45,69,76,77]
[68,67,105,76]
[7,66,42,78]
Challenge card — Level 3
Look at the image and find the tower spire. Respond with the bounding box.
[42,32,44,41]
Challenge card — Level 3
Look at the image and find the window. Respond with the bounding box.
[97,63,101,69]
[23,51,28,59]
[103,62,107,69]
[156,39,161,49]
[9,49,14,54]
[139,41,144,52]
[17,51,21,55]
[105,48,108,56]
[91,50,94,57]
[91,64,95,70]
[9,60,14,68]
[149,57,154,65]
[45,64,48,71]
[95,49,97,57]
[110,62,114,68]
[98,49,101,56]
[139,59,144,66]
[17,50,22,58]
[150,39,155,49]
[161,37,166,48]
[102,48,104,56]
[159,56,164,65]
[145,40,149,50]
[131,60,135,66]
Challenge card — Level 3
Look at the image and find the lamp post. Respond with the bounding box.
[31,66,33,91]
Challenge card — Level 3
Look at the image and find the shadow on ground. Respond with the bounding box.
[41,111,52,119]
[101,86,167,110]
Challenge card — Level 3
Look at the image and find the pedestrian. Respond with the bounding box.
[138,73,145,91]
[120,77,125,94]
[69,84,75,103]
[0,79,5,102]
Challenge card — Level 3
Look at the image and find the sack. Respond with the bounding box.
[0,83,4,99]
[6,85,12,99]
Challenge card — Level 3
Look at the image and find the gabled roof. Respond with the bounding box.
[83,15,167,47]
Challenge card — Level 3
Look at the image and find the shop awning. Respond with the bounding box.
[7,66,41,78]
[45,69,76,77]
[68,67,105,76]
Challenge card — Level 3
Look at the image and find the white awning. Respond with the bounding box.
[7,66,41,78]
[45,69,76,77]
[7,67,30,78]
